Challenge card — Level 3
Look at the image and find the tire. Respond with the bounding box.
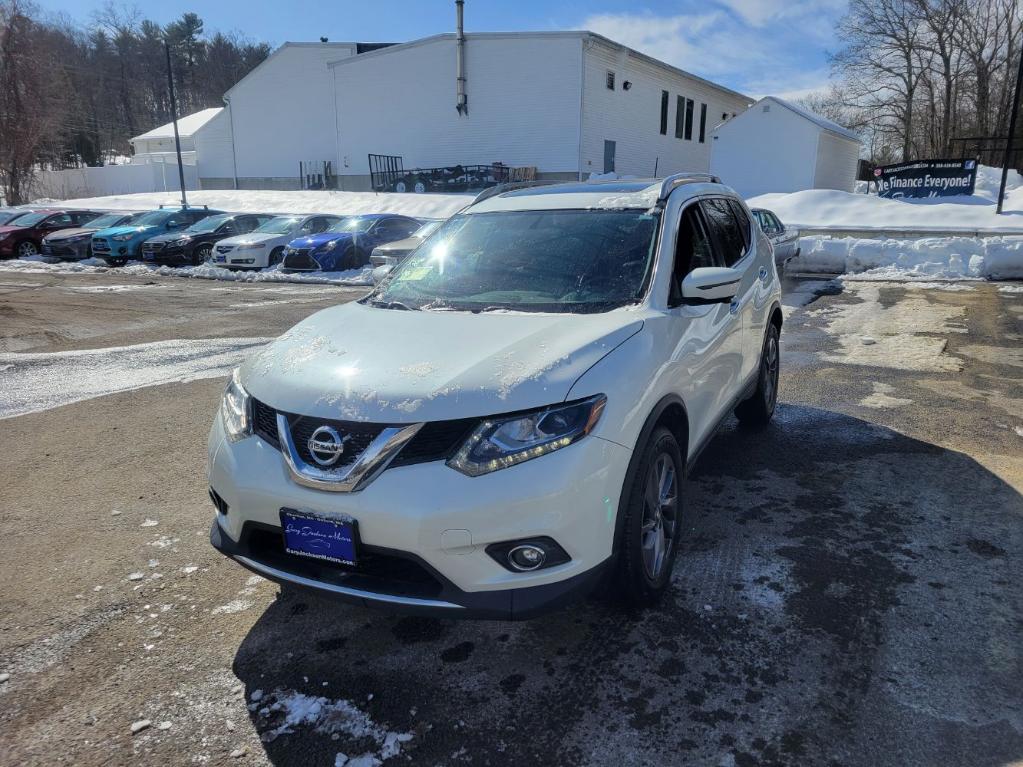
[16,240,38,258]
[341,246,366,270]
[413,178,428,194]
[735,322,780,426]
[615,426,684,606]
[194,243,213,265]
[393,179,409,193]
[268,247,284,267]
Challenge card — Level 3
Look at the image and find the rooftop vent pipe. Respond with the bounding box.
[455,0,468,115]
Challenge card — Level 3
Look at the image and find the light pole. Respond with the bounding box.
[164,41,189,208]
[997,41,1023,214]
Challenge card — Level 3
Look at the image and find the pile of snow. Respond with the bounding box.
[791,234,1023,280]
[0,256,376,287]
[749,164,1023,233]
[39,189,472,221]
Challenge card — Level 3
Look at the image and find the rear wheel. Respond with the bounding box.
[413,177,428,194]
[735,322,780,426]
[615,426,684,606]
[16,240,38,258]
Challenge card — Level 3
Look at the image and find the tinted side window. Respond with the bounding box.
[672,205,717,302]
[728,200,751,251]
[769,212,784,231]
[701,198,746,267]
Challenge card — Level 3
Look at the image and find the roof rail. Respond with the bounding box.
[469,179,563,207]
[657,172,721,201]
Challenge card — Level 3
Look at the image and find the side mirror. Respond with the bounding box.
[681,266,742,303]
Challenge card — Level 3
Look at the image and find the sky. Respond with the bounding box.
[39,0,848,99]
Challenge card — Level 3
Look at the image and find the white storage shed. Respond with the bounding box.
[709,96,861,197]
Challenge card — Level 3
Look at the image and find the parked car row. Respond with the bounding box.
[0,204,437,273]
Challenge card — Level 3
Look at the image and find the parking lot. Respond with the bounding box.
[0,269,1021,766]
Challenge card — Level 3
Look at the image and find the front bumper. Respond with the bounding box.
[143,245,191,264]
[207,414,631,619]
[43,239,91,259]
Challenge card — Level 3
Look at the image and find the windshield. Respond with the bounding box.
[186,214,231,233]
[366,209,658,313]
[254,216,299,235]
[131,210,173,227]
[328,217,375,233]
[89,212,136,229]
[10,211,50,226]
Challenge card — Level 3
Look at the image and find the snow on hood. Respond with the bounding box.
[240,302,644,422]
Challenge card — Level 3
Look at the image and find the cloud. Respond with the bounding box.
[580,2,843,97]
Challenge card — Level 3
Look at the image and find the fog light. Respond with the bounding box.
[508,544,546,571]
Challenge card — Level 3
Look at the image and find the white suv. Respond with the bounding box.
[208,175,782,619]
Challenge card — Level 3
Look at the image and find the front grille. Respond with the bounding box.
[46,243,78,257]
[244,525,443,598]
[287,414,384,469]
[251,398,479,470]
[282,251,320,271]
[142,242,165,252]
[252,399,279,448]
[216,244,234,254]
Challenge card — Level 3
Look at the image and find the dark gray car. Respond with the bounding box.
[42,211,144,260]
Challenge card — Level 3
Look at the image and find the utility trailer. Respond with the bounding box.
[369,153,514,194]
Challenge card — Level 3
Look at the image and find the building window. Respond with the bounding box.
[684,98,694,140]
[699,103,707,143]
[660,90,669,135]
[675,96,685,139]
[606,71,615,90]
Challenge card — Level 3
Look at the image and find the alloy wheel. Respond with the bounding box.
[640,453,678,580]
[17,241,38,258]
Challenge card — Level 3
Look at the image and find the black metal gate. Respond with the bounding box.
[369,154,405,193]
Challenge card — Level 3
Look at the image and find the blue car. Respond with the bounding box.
[280,214,423,271]
[91,206,224,265]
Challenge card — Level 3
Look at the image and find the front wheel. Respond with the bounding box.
[340,247,366,270]
[16,240,39,258]
[194,243,213,264]
[615,426,684,606]
[735,322,780,426]
[268,247,284,267]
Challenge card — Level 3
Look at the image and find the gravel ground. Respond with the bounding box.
[0,268,1020,767]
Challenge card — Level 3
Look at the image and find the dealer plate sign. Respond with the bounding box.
[874,159,976,199]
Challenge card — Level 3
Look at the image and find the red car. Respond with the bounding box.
[0,209,105,259]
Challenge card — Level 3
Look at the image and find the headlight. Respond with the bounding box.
[111,233,134,241]
[172,238,190,246]
[221,369,252,442]
[447,395,606,477]
[239,242,266,250]
[324,239,339,251]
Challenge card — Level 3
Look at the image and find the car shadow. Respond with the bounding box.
[233,404,1023,767]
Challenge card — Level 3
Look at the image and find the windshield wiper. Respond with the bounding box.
[367,298,417,311]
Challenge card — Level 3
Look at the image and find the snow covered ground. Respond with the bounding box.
[749,164,1023,233]
[44,188,473,221]
[0,255,377,287]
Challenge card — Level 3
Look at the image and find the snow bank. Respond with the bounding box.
[0,257,375,286]
[40,189,472,221]
[749,164,1023,233]
[791,234,1023,280]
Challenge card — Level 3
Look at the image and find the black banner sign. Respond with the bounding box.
[873,159,977,198]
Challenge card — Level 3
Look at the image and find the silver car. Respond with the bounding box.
[751,208,799,268]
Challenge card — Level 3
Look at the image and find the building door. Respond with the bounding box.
[603,140,616,174]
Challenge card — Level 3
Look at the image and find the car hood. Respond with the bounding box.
[0,224,26,236]
[218,232,282,246]
[45,227,94,241]
[240,302,644,423]
[289,232,353,250]
[94,225,154,238]
[373,236,421,254]
[146,231,193,244]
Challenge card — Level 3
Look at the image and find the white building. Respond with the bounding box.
[130,107,234,185]
[328,32,752,190]
[710,96,862,198]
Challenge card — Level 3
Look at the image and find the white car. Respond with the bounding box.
[211,214,342,269]
[208,175,783,619]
